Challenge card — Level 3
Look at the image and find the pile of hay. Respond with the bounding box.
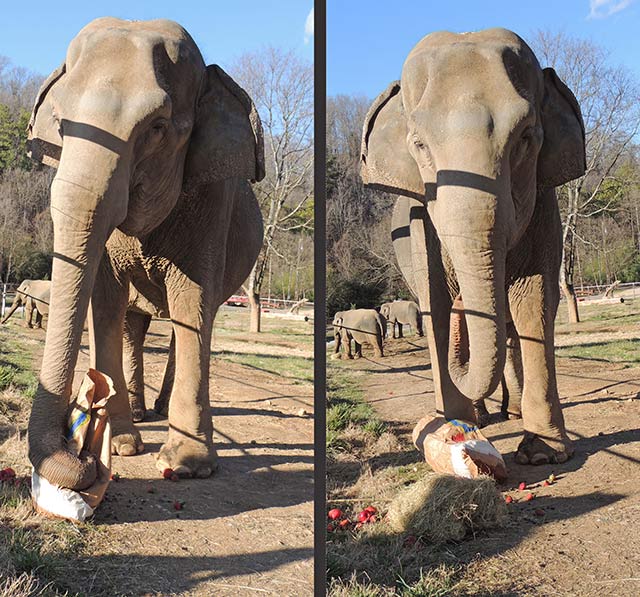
[387,474,507,543]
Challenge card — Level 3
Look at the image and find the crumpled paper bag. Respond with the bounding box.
[32,369,115,521]
[413,416,508,481]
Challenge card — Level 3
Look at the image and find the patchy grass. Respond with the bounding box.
[326,360,514,595]
[556,298,640,329]
[214,350,313,384]
[556,338,640,366]
[0,475,91,597]
[327,369,387,453]
[0,328,38,399]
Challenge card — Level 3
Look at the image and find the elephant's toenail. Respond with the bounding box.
[531,453,550,465]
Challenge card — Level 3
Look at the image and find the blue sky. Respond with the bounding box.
[328,0,640,97]
[0,0,313,76]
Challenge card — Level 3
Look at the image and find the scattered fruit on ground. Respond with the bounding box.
[364,506,377,514]
[328,508,343,520]
[0,467,16,481]
[110,472,120,481]
[548,473,556,484]
[505,495,513,504]
[543,480,550,486]
[327,523,334,532]
[518,482,526,491]
[524,493,535,501]
[338,519,349,529]
[173,500,184,511]
[162,468,174,480]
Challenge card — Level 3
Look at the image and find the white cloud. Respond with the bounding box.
[588,0,633,18]
[304,7,314,44]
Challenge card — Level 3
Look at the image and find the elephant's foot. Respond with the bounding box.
[156,435,217,478]
[153,394,169,418]
[129,395,146,423]
[501,407,522,421]
[111,420,144,456]
[515,432,573,465]
[473,402,491,428]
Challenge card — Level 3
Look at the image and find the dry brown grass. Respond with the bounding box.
[386,474,507,542]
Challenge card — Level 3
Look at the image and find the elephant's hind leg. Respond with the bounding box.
[156,282,217,478]
[154,331,175,417]
[123,311,152,422]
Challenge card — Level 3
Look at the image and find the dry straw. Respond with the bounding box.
[387,473,507,543]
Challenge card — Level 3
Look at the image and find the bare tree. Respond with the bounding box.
[231,47,313,332]
[531,31,640,322]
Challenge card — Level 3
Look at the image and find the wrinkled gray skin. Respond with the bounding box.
[27,18,264,490]
[333,309,385,359]
[380,300,423,339]
[392,204,523,427]
[1,280,51,328]
[361,29,586,465]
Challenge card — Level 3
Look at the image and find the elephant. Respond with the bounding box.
[361,29,585,465]
[26,18,264,490]
[380,300,423,338]
[1,279,51,329]
[333,309,385,359]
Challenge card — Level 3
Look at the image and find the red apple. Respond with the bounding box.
[327,508,343,520]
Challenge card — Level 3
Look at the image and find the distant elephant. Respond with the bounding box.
[380,300,423,338]
[26,18,264,489]
[1,279,50,329]
[333,309,385,359]
[361,29,585,465]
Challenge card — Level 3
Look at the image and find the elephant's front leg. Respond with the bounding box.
[123,311,152,422]
[25,300,34,328]
[89,265,143,456]
[510,275,572,465]
[156,283,217,478]
[342,331,353,359]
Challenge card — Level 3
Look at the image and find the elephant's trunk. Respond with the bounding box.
[1,295,22,324]
[432,178,509,403]
[28,137,126,490]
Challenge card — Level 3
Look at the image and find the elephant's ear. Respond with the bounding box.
[361,81,424,200]
[538,68,586,188]
[184,65,265,187]
[27,63,66,168]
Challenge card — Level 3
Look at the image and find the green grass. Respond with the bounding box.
[556,338,640,366]
[214,350,313,384]
[328,565,463,597]
[0,328,38,399]
[327,369,386,452]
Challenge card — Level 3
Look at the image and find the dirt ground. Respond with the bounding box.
[0,307,314,597]
[331,301,640,596]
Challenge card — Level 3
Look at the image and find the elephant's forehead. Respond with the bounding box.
[401,32,540,111]
[70,18,203,68]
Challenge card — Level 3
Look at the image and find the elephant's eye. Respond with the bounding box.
[150,119,168,138]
